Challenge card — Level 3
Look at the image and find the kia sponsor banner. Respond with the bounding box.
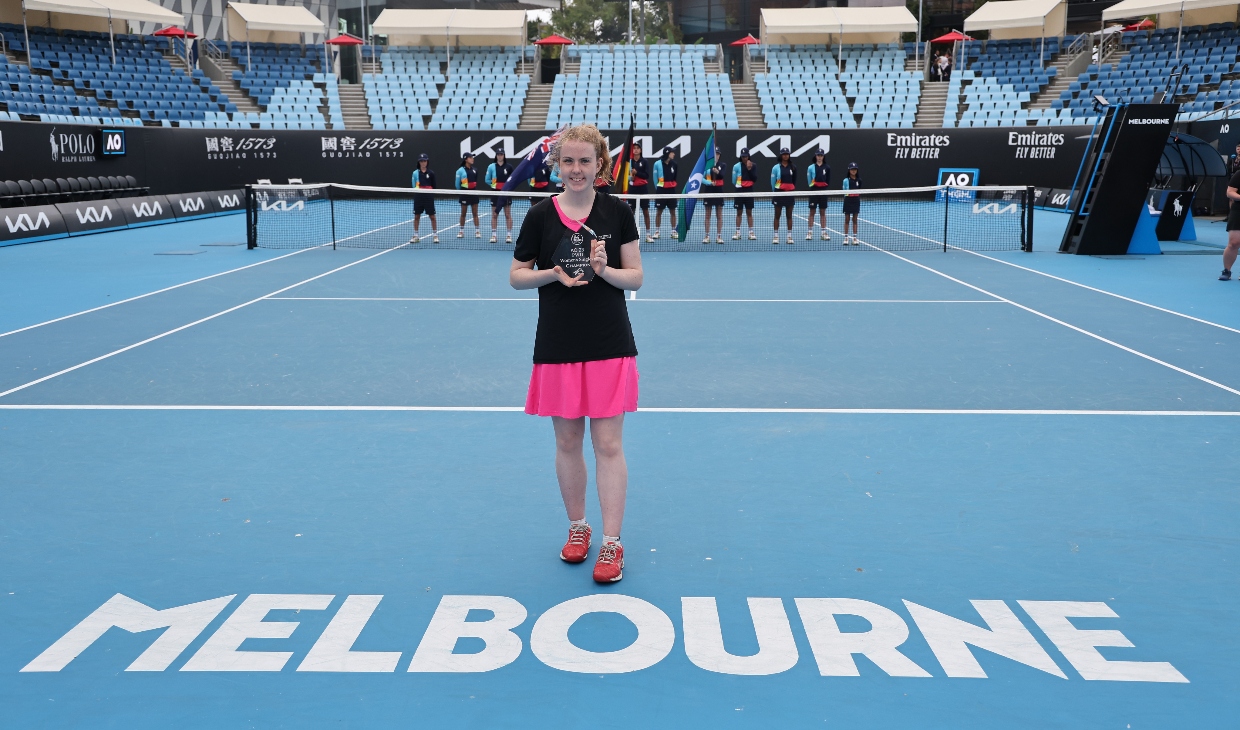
[211,189,245,213]
[166,191,217,220]
[120,195,175,226]
[0,121,1092,196]
[0,203,68,245]
[56,198,126,235]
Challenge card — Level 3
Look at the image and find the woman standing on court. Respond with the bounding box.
[509,124,644,583]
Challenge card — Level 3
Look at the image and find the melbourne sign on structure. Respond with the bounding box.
[22,592,1186,682]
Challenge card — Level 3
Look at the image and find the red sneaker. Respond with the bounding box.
[593,541,624,583]
[560,524,591,563]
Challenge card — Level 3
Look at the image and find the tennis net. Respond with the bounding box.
[246,183,1034,253]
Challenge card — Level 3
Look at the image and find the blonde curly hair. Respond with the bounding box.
[548,124,614,185]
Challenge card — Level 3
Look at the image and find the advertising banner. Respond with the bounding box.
[119,195,175,227]
[166,191,218,220]
[56,198,127,235]
[0,121,1093,196]
[0,204,68,245]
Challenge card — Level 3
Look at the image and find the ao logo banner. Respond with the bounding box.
[101,129,126,156]
[936,168,980,202]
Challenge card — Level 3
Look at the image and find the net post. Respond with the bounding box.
[942,185,949,252]
[245,185,256,249]
[330,185,337,251]
[1024,185,1035,252]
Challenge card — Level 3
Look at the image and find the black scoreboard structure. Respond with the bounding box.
[1059,103,1178,255]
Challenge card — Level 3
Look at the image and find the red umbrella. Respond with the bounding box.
[1124,18,1155,31]
[325,34,364,45]
[153,26,197,38]
[931,30,974,43]
[730,34,760,46]
[535,34,574,46]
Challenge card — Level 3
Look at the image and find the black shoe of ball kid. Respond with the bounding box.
[1221,269,1233,281]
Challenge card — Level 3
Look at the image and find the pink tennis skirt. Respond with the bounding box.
[525,357,639,418]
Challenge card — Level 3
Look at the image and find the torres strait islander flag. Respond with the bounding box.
[676,129,715,242]
[503,125,568,191]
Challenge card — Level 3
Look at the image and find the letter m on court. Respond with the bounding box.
[21,594,235,672]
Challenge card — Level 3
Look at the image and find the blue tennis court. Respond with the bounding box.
[1,211,1237,727]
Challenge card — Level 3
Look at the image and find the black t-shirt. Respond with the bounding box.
[513,194,640,364]
[1230,170,1240,209]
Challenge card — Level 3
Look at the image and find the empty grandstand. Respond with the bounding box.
[549,44,736,130]
[753,43,920,129]
[1,23,225,126]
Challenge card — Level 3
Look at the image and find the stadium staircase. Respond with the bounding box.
[207,55,262,116]
[914,82,949,128]
[518,84,550,129]
[338,83,372,130]
[1028,50,1077,111]
[731,82,765,128]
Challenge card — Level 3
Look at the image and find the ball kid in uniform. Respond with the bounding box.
[455,152,481,239]
[509,124,644,584]
[806,148,831,241]
[842,161,862,246]
[626,142,653,241]
[702,152,725,244]
[732,147,758,240]
[410,152,439,244]
[770,147,797,245]
[484,150,515,244]
[652,146,678,240]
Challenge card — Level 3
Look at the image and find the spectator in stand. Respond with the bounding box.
[410,153,439,244]
[732,147,758,240]
[930,52,941,82]
[701,152,725,244]
[940,53,953,83]
[652,146,679,240]
[770,147,797,245]
[455,152,481,239]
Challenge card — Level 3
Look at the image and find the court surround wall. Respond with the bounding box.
[0,121,1089,198]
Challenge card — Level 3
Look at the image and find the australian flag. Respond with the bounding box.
[503,125,568,191]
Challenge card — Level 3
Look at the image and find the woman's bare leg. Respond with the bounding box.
[589,414,627,538]
[552,416,587,522]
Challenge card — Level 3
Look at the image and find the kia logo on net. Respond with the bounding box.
[261,200,304,212]
[5,212,51,233]
[75,206,112,224]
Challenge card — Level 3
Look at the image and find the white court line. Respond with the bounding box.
[857,240,1240,398]
[951,247,1240,336]
[265,296,1002,303]
[0,244,326,340]
[0,404,1237,416]
[0,223,459,400]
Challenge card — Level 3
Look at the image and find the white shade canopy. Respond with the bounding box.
[1103,0,1238,19]
[226,1,325,34]
[760,6,918,43]
[372,8,526,46]
[21,0,182,24]
[965,0,1063,30]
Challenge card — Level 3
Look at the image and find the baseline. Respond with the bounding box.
[265,296,1002,303]
[1,404,1238,415]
